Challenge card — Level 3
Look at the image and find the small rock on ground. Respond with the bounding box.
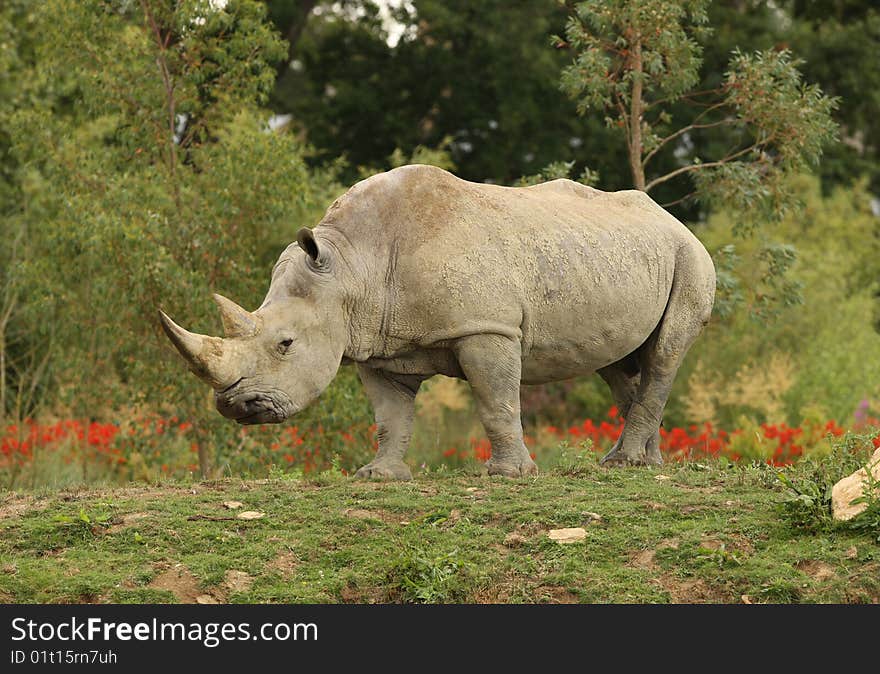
[832,448,880,521]
[548,527,587,544]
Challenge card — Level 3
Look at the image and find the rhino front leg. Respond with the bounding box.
[454,335,538,478]
[354,365,424,481]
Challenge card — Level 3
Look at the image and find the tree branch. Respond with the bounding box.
[660,190,698,209]
[612,89,630,141]
[642,117,737,168]
[646,87,724,110]
[644,142,762,192]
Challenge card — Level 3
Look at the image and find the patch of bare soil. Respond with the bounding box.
[474,576,580,604]
[342,507,410,523]
[472,566,537,604]
[656,575,731,604]
[59,485,203,504]
[701,535,754,556]
[107,512,151,533]
[0,495,49,521]
[628,544,729,602]
[342,508,385,521]
[796,560,837,583]
[267,552,299,578]
[628,549,657,570]
[672,484,725,494]
[511,521,545,537]
[351,481,405,492]
[223,570,253,594]
[535,585,580,604]
[681,505,708,514]
[148,564,220,604]
[339,583,387,604]
[844,562,880,603]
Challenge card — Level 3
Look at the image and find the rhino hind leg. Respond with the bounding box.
[601,252,713,468]
[353,365,424,480]
[598,359,662,466]
[454,334,538,478]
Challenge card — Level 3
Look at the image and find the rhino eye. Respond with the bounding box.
[278,338,294,354]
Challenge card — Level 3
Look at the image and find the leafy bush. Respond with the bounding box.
[0,0,364,475]
[390,546,471,604]
[776,432,877,533]
[672,175,880,429]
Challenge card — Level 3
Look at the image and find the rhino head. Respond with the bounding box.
[158,229,348,425]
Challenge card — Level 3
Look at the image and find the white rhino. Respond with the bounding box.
[160,164,715,479]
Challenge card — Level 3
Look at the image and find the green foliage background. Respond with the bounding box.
[1,0,879,482]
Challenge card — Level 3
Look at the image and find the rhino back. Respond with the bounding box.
[320,165,706,380]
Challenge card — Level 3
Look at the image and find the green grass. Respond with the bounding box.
[1,454,878,604]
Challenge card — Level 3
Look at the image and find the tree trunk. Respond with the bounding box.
[195,422,211,479]
[629,39,646,191]
[198,442,211,479]
[275,0,319,79]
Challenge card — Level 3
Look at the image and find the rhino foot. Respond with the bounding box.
[354,460,413,481]
[600,448,661,467]
[485,457,539,478]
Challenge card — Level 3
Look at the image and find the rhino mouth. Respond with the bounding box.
[215,383,294,425]
[235,409,284,425]
[218,377,244,395]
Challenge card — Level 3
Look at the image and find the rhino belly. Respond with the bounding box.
[518,278,671,384]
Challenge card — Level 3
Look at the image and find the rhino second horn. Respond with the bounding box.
[213,293,258,338]
[157,309,232,388]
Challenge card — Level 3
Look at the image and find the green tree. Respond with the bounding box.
[269,0,628,185]
[0,0,55,425]
[1,0,359,478]
[670,175,880,427]
[556,0,840,323]
[559,0,838,221]
[785,1,880,193]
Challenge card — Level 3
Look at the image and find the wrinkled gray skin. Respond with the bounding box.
[160,164,715,479]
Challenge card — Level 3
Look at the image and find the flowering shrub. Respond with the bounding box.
[1,407,877,487]
[433,407,876,468]
[0,416,378,487]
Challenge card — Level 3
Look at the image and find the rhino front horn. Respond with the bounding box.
[213,293,259,339]
[158,309,235,388]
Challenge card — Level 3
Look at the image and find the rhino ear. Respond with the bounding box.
[296,228,328,268]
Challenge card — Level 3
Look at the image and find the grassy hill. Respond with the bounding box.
[1,454,878,604]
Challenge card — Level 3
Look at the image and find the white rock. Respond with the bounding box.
[831,448,880,521]
[548,527,587,544]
